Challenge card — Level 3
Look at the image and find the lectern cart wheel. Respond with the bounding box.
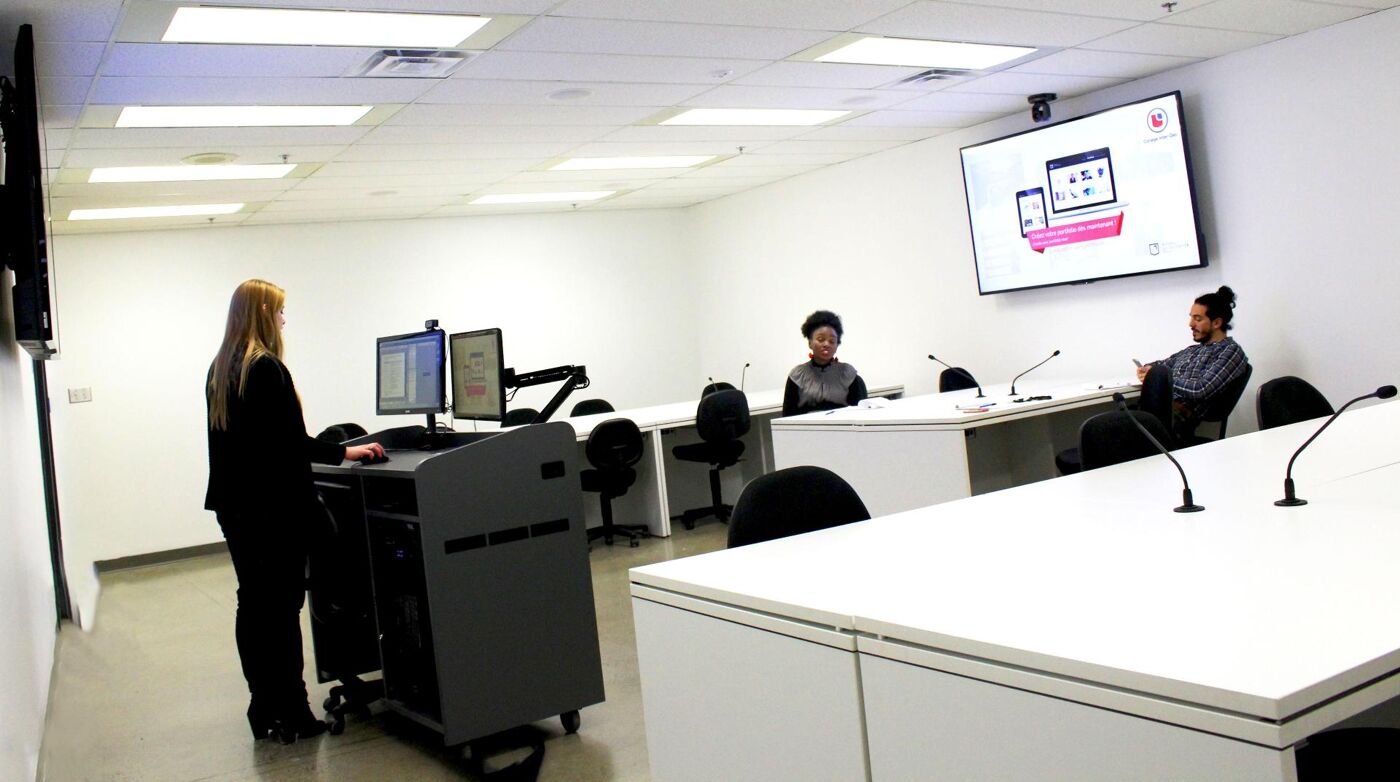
[561,710,581,734]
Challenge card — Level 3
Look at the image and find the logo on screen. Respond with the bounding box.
[1147,108,1169,133]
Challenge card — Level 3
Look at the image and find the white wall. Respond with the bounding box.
[47,207,699,622]
[691,8,1400,418]
[0,271,58,782]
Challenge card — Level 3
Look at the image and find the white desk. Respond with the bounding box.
[632,401,1400,781]
[479,383,903,538]
[772,378,1138,516]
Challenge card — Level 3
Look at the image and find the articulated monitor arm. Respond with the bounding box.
[503,364,589,424]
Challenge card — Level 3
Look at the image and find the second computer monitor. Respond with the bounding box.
[450,328,506,421]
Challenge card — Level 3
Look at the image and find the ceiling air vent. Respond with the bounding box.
[892,68,970,86]
[351,49,473,79]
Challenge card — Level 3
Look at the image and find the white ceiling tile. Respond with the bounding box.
[45,128,74,151]
[385,103,662,126]
[260,197,453,213]
[311,159,545,177]
[68,126,371,148]
[752,139,904,156]
[52,215,250,234]
[42,105,83,129]
[714,151,860,166]
[796,125,945,142]
[497,170,681,187]
[224,0,558,12]
[419,79,710,106]
[357,125,611,145]
[50,179,297,199]
[243,209,432,225]
[889,91,1025,113]
[101,43,375,78]
[290,174,507,191]
[40,77,93,105]
[35,41,105,77]
[599,124,804,143]
[732,61,927,89]
[682,84,916,110]
[1083,23,1280,58]
[88,76,434,105]
[1010,49,1200,79]
[61,145,346,167]
[277,184,485,201]
[942,0,1216,22]
[454,50,766,84]
[1156,0,1370,35]
[563,140,754,156]
[550,0,912,30]
[49,193,260,211]
[945,72,1125,98]
[499,17,831,59]
[856,3,1139,48]
[333,143,572,162]
[1303,0,1399,7]
[839,109,998,127]
[642,179,753,192]
[4,1,124,42]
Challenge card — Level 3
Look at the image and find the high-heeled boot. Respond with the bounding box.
[271,704,330,744]
[247,700,276,741]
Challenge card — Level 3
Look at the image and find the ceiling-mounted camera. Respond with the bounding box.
[1028,93,1057,124]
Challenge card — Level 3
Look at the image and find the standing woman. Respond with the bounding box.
[205,279,383,743]
[782,310,867,417]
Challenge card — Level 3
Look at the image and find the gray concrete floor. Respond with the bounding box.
[40,523,729,781]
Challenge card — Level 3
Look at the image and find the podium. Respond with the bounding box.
[310,422,604,746]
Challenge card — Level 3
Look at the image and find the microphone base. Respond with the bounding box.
[1274,498,1309,507]
[1174,504,1205,513]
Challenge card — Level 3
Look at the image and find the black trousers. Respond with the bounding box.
[216,509,311,716]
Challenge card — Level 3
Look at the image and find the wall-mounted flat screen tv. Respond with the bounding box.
[960,91,1206,295]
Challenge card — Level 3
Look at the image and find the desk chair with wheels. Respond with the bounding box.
[580,418,651,548]
[727,466,870,549]
[938,367,978,393]
[570,398,614,417]
[1257,375,1334,430]
[671,389,750,529]
[1057,365,1173,475]
[502,407,539,427]
[1080,410,1174,471]
[316,423,368,443]
[701,381,735,397]
[1181,363,1252,445]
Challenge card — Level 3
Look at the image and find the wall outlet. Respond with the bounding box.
[67,387,93,404]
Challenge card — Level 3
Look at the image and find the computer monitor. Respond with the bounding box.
[450,328,505,421]
[376,328,446,416]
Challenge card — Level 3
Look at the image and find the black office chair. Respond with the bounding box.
[1057,365,1172,476]
[1079,410,1173,471]
[1181,363,1252,445]
[939,367,978,393]
[570,398,615,417]
[671,389,750,529]
[502,407,539,427]
[727,466,870,549]
[701,381,735,397]
[580,418,650,548]
[1256,376,1334,430]
[316,422,368,443]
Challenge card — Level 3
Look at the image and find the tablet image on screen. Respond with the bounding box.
[1016,187,1047,237]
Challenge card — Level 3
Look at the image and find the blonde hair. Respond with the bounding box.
[207,279,286,430]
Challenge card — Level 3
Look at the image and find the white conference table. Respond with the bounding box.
[772,377,1140,517]
[471,383,903,538]
[632,401,1400,781]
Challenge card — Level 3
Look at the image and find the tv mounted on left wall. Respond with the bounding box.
[1,23,59,359]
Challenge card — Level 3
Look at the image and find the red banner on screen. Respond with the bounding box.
[1026,212,1125,253]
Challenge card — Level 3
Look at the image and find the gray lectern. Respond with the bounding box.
[310,422,604,746]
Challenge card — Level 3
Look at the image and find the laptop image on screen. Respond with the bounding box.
[1045,147,1125,221]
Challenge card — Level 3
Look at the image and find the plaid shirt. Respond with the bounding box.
[1155,336,1248,404]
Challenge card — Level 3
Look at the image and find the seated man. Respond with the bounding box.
[1137,285,1248,440]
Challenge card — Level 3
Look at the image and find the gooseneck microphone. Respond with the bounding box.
[1113,393,1204,513]
[927,354,984,398]
[740,362,751,392]
[1276,385,1397,507]
[1010,349,1060,395]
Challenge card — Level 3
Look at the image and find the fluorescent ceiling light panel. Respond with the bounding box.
[816,37,1035,70]
[162,6,490,47]
[116,105,372,128]
[89,164,296,183]
[68,203,245,221]
[471,191,613,205]
[662,109,849,127]
[550,156,716,171]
